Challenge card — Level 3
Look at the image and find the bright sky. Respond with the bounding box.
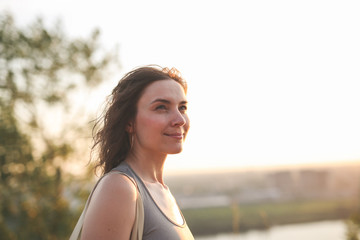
[2,0,360,172]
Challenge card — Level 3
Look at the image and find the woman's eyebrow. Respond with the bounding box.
[150,99,188,105]
[151,98,171,104]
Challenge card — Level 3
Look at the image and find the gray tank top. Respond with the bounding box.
[112,162,194,240]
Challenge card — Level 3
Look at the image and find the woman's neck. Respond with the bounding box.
[125,150,167,186]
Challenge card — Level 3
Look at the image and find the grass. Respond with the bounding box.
[182,198,358,236]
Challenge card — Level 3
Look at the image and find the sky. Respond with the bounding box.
[1,0,360,173]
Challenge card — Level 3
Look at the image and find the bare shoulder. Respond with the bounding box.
[81,173,138,240]
[98,172,138,198]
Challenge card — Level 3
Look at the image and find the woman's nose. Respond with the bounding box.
[171,110,186,126]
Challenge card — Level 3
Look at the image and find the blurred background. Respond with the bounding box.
[0,0,359,239]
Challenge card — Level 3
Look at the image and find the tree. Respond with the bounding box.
[345,198,360,240]
[0,12,119,239]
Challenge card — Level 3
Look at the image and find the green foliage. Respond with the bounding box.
[346,207,360,240]
[0,12,118,239]
[346,220,359,240]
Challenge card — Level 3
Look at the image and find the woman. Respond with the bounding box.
[79,66,194,239]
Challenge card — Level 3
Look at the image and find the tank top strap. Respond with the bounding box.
[111,162,145,195]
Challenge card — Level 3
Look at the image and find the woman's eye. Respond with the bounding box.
[179,105,187,112]
[155,105,167,110]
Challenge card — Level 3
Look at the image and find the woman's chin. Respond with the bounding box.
[166,147,183,155]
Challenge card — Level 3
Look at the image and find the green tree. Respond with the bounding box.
[346,219,359,240]
[0,12,119,239]
[345,201,360,240]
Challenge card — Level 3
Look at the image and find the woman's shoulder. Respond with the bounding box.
[96,172,137,200]
[81,172,137,239]
[86,171,138,221]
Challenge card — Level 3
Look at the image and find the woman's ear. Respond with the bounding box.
[126,121,134,133]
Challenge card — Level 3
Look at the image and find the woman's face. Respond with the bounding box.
[131,79,189,156]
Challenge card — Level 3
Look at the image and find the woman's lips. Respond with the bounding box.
[164,133,183,139]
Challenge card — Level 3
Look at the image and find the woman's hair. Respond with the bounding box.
[92,65,187,175]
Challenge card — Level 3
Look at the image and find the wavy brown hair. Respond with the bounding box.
[92,65,187,175]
